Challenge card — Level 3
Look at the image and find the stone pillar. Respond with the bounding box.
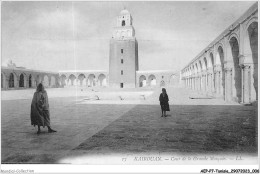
[205,73,208,93]
[207,70,213,95]
[211,73,214,93]
[201,73,204,92]
[195,77,197,90]
[190,77,192,89]
[192,76,195,90]
[214,65,221,96]
[203,72,207,93]
[215,71,219,94]
[201,75,204,92]
[250,63,257,102]
[241,65,250,104]
[3,77,7,90]
[49,78,52,87]
[224,68,232,101]
[15,75,20,89]
[197,76,199,91]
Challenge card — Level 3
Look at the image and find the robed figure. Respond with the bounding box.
[159,88,170,117]
[31,83,56,134]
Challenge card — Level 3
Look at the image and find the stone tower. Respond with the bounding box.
[109,9,138,88]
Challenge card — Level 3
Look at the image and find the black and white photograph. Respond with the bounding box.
[1,1,259,173]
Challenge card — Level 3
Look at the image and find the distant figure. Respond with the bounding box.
[31,83,57,134]
[159,88,170,117]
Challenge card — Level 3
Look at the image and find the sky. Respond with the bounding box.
[1,1,256,72]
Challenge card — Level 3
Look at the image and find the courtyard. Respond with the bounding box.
[1,86,258,164]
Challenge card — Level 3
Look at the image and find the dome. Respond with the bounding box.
[2,59,16,67]
[120,9,130,15]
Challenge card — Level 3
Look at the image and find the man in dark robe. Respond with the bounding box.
[159,88,170,117]
[31,83,57,134]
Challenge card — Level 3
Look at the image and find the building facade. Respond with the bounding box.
[137,70,180,88]
[109,9,139,88]
[181,3,258,104]
[1,60,60,90]
[59,70,108,87]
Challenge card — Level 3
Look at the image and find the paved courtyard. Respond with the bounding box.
[1,86,258,164]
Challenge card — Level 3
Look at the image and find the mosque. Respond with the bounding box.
[58,9,179,89]
[1,2,258,106]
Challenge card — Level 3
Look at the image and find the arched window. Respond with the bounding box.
[122,20,125,26]
[9,73,14,88]
[29,74,32,88]
[19,74,24,87]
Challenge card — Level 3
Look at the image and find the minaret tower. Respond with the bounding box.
[109,9,139,88]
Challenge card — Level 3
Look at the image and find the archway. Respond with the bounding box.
[248,21,258,101]
[139,75,146,87]
[98,74,106,87]
[78,74,86,86]
[19,74,26,87]
[88,74,95,87]
[148,74,156,86]
[9,73,15,88]
[230,37,241,102]
[68,74,76,86]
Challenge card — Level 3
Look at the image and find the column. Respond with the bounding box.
[192,76,195,90]
[211,72,214,93]
[207,72,212,94]
[225,68,232,101]
[204,73,207,93]
[242,65,250,104]
[214,65,221,95]
[48,78,51,87]
[201,76,203,91]
[215,71,219,94]
[251,63,257,102]
[201,74,204,91]
[195,76,197,90]
[15,75,19,89]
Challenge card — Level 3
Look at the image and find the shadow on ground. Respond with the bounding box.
[64,104,257,160]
